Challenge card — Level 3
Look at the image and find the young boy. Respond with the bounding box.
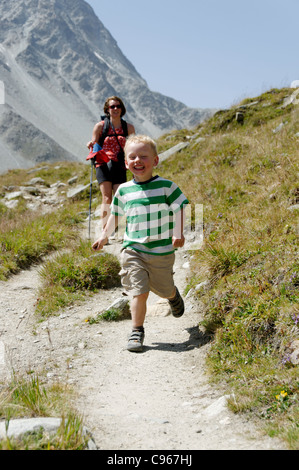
[92,135,188,352]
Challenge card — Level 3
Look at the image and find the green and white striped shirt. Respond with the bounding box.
[111,176,188,255]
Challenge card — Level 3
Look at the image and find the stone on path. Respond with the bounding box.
[0,417,97,449]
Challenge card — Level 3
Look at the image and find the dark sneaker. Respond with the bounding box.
[168,287,184,317]
[127,329,145,352]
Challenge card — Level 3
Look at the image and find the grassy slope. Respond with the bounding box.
[156,88,298,448]
[0,163,121,316]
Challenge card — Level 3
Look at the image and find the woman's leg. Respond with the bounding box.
[99,181,113,229]
[112,183,121,194]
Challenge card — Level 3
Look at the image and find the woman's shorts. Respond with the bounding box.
[96,160,127,186]
[120,248,175,298]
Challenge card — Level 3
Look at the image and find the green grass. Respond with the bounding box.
[0,374,88,450]
[206,88,294,133]
[0,414,88,450]
[36,239,121,318]
[87,306,129,324]
[0,201,87,280]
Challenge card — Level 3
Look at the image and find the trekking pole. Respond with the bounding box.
[88,159,94,240]
[86,142,109,239]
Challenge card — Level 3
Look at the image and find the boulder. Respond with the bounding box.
[147,299,171,317]
[0,417,97,449]
[158,142,190,164]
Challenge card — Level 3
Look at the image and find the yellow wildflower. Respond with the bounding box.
[276,390,288,400]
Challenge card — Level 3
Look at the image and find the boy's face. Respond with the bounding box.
[125,142,159,182]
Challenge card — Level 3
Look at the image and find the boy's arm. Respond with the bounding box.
[92,214,119,251]
[172,208,185,248]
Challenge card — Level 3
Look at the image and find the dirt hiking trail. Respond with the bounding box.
[0,236,286,450]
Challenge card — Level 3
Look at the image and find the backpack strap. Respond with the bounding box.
[99,117,111,147]
[121,118,128,137]
[99,117,128,147]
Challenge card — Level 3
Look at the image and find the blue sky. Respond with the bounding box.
[86,0,298,109]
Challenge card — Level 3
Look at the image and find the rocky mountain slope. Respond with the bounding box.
[0,0,213,173]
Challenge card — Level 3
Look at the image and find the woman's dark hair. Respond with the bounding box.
[103,96,126,117]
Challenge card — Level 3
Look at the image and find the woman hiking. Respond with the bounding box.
[87,96,135,230]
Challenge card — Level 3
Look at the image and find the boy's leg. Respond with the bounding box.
[146,253,185,318]
[131,292,149,329]
[167,287,185,318]
[127,292,148,352]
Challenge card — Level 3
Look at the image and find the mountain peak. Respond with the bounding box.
[0,0,212,172]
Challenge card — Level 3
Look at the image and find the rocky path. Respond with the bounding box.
[0,239,286,450]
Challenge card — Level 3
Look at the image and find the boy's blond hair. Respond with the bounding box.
[124,134,157,159]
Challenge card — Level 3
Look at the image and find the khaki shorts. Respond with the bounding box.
[120,248,175,298]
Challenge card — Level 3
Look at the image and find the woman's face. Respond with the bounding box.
[108,99,122,119]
